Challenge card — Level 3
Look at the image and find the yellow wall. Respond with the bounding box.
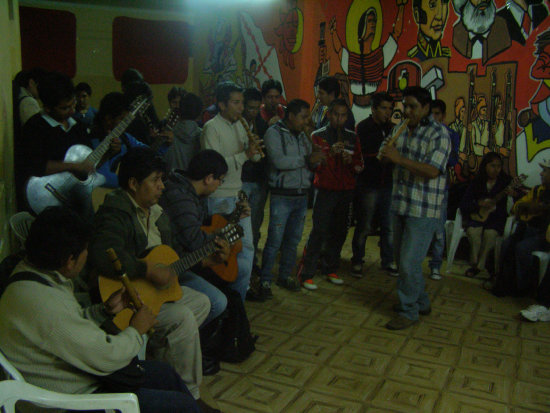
[0,0,22,259]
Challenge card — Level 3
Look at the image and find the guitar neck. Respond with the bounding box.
[86,112,136,165]
[169,240,217,274]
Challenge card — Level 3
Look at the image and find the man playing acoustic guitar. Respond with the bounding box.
[87,147,222,413]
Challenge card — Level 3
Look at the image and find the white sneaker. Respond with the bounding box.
[520,305,550,322]
[430,269,442,280]
[351,264,363,278]
[383,263,399,277]
[302,279,318,290]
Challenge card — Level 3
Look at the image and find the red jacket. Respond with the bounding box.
[311,125,363,191]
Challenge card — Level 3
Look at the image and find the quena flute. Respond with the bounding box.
[239,117,265,158]
[377,119,409,160]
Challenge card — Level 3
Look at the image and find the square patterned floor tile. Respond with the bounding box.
[328,345,392,376]
[268,296,325,319]
[385,356,451,390]
[462,330,521,356]
[457,347,516,376]
[283,390,364,412]
[317,304,371,327]
[519,321,550,342]
[250,354,319,387]
[305,366,381,402]
[296,319,357,344]
[423,309,473,328]
[413,322,464,345]
[348,328,408,354]
[471,315,520,337]
[432,296,478,313]
[447,368,513,403]
[220,350,269,374]
[521,338,550,362]
[399,338,460,366]
[250,326,292,354]
[252,311,309,335]
[273,335,340,363]
[512,381,550,411]
[434,393,510,413]
[518,359,550,387]
[370,379,439,412]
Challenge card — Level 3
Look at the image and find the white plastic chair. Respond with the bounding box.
[0,349,140,413]
[9,211,35,246]
[445,209,467,273]
[533,251,550,285]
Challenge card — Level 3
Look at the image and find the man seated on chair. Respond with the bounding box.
[86,147,221,413]
[0,206,201,413]
[492,159,550,297]
[16,72,94,213]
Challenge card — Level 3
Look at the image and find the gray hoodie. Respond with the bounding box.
[164,119,202,171]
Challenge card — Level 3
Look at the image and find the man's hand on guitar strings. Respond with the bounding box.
[237,200,251,219]
[213,237,230,263]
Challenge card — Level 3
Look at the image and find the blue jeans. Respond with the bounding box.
[394,215,439,321]
[261,195,308,283]
[352,187,394,268]
[179,271,227,326]
[207,196,253,302]
[242,181,268,265]
[98,360,200,413]
[429,194,448,271]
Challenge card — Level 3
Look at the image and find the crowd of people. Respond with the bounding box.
[1,67,549,411]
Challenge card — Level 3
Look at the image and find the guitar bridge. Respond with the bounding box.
[45,183,69,204]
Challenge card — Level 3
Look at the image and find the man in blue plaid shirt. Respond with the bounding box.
[380,86,451,330]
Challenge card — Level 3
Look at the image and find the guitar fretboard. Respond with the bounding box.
[170,240,217,274]
[86,112,138,165]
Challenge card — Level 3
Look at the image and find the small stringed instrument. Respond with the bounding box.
[99,224,243,330]
[470,174,527,223]
[201,190,248,282]
[25,96,149,217]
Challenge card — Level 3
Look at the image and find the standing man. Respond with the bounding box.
[241,88,269,277]
[379,86,451,330]
[351,92,397,278]
[299,99,363,290]
[201,83,261,302]
[259,99,326,298]
[313,76,356,130]
[260,79,285,126]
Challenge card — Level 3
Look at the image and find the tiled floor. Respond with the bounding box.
[200,208,549,412]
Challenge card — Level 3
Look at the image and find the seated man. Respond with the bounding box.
[87,147,220,413]
[0,206,201,413]
[492,159,550,296]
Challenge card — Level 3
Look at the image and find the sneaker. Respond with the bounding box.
[383,263,399,277]
[351,263,363,278]
[430,268,442,280]
[260,281,273,300]
[276,277,301,292]
[520,304,550,322]
[302,279,318,290]
[326,273,344,285]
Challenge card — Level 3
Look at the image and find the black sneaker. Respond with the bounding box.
[260,281,273,299]
[276,277,301,291]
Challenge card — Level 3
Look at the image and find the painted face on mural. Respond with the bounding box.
[219,91,244,122]
[282,9,298,51]
[417,0,449,41]
[359,10,377,43]
[532,43,550,79]
[391,101,405,125]
[458,0,496,35]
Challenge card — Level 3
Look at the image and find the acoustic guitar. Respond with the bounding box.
[201,190,248,282]
[25,96,150,217]
[98,224,243,330]
[470,174,526,223]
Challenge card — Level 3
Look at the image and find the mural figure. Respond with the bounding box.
[386,60,422,125]
[239,12,286,98]
[516,29,550,187]
[452,0,511,65]
[329,0,408,122]
[274,0,304,69]
[497,0,548,46]
[241,59,261,89]
[472,94,489,155]
[408,0,451,61]
[449,97,466,144]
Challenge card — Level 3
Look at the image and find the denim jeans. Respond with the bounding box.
[351,187,394,268]
[128,360,200,413]
[429,194,448,271]
[302,189,354,278]
[261,194,308,283]
[394,215,439,321]
[241,181,268,265]
[179,270,227,326]
[207,196,253,302]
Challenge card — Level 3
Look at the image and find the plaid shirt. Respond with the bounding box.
[389,116,451,219]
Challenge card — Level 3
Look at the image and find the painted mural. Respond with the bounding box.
[195,0,550,187]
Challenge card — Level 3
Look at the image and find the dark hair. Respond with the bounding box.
[38,72,75,108]
[535,30,550,55]
[14,67,47,89]
[118,147,167,190]
[473,152,504,191]
[243,88,262,104]
[318,76,340,98]
[168,86,186,102]
[94,92,129,128]
[329,98,348,112]
[285,99,310,119]
[431,99,447,114]
[186,150,228,180]
[261,79,282,97]
[26,206,91,270]
[413,0,449,24]
[216,82,243,106]
[75,82,92,96]
[403,86,432,107]
[180,93,203,120]
[123,80,152,101]
[372,92,393,109]
[121,68,144,90]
